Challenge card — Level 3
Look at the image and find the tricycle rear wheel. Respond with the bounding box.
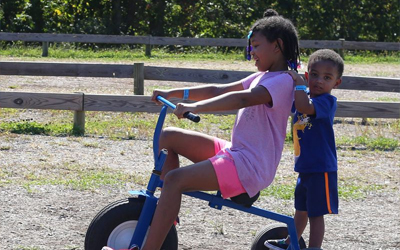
[251,223,307,250]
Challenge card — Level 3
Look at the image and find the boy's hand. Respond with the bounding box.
[285,70,307,87]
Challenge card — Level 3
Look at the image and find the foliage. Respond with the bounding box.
[0,0,398,42]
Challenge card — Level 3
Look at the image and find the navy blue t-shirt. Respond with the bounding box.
[293,93,338,173]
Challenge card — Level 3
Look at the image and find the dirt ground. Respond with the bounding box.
[0,59,399,250]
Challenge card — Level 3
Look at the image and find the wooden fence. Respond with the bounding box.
[0,61,399,134]
[1,32,399,57]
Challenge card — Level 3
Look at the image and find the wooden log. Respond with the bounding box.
[1,92,398,118]
[133,63,144,95]
[150,36,246,47]
[343,41,400,51]
[339,38,345,59]
[1,32,399,51]
[0,91,83,110]
[0,62,398,93]
[340,76,400,92]
[0,32,149,44]
[73,93,85,134]
[83,94,160,113]
[336,101,400,118]
[42,42,49,57]
[73,110,85,134]
[145,35,152,57]
[0,61,133,78]
[300,40,343,49]
[144,66,254,83]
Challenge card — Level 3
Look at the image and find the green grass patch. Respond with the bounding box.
[0,110,237,140]
[13,247,41,250]
[336,136,399,151]
[260,179,387,200]
[338,182,385,200]
[0,120,75,136]
[0,145,11,150]
[1,43,399,64]
[375,97,400,102]
[260,183,295,200]
[20,163,147,192]
[0,44,244,62]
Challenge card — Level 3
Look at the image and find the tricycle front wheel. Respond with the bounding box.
[85,197,178,250]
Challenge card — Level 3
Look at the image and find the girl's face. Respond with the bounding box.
[249,31,283,72]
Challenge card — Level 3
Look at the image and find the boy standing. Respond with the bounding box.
[265,49,344,250]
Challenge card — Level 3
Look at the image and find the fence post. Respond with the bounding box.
[145,35,152,57]
[42,42,49,57]
[339,38,345,59]
[133,63,144,95]
[73,111,85,135]
[73,92,85,135]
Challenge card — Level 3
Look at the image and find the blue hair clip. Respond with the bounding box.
[247,30,253,39]
[246,30,254,61]
[246,45,253,60]
[287,60,297,70]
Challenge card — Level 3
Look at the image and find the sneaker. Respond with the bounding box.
[101,246,139,250]
[129,245,140,250]
[264,239,289,250]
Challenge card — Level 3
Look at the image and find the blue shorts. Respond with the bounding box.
[294,172,338,217]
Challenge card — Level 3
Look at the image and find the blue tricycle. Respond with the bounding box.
[84,96,306,250]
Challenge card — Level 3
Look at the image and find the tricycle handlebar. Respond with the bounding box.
[156,95,200,123]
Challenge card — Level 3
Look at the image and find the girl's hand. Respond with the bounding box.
[151,89,169,104]
[285,70,307,87]
[174,103,197,119]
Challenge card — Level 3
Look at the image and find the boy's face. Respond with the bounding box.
[305,60,342,98]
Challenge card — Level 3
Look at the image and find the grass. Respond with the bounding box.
[336,135,399,151]
[0,43,245,62]
[1,43,399,64]
[1,109,398,150]
[260,176,387,201]
[8,162,148,192]
[0,108,237,140]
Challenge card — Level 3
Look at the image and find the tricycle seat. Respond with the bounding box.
[230,192,260,208]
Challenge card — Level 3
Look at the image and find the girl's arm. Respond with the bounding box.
[173,85,272,118]
[286,71,315,115]
[151,81,244,103]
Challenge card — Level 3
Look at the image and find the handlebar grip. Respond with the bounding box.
[183,111,201,123]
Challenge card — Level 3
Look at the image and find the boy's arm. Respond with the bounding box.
[286,71,315,115]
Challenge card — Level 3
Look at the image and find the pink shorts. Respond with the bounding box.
[209,138,246,198]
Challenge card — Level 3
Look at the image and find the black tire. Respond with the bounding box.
[85,197,178,250]
[251,223,307,250]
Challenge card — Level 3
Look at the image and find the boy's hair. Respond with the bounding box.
[263,9,279,18]
[308,49,344,78]
[250,10,300,71]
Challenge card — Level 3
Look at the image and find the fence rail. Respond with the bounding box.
[1,92,398,118]
[0,61,399,134]
[1,32,399,57]
[0,61,399,92]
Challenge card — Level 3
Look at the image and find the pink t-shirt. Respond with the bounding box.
[227,71,294,197]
